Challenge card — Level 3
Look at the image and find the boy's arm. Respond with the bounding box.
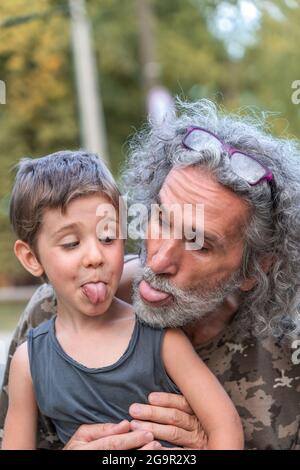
[0,284,55,444]
[162,329,244,450]
[0,255,139,446]
[2,342,38,449]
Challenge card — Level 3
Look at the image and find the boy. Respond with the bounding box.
[2,150,243,449]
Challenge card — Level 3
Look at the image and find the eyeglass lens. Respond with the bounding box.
[230,152,266,184]
[184,129,267,185]
[184,130,222,152]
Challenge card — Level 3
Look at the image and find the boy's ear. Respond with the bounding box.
[14,240,44,278]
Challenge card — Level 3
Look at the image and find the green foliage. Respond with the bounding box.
[0,301,26,330]
[239,2,300,137]
[0,0,299,284]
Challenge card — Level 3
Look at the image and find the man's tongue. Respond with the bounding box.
[139,280,170,303]
[82,282,107,305]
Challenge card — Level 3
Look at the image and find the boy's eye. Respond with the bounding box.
[61,241,79,249]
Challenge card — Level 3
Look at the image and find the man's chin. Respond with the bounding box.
[133,294,173,328]
[133,289,226,329]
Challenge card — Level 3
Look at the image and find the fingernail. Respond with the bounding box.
[149,393,160,404]
[131,404,142,415]
[154,442,162,449]
[144,432,153,440]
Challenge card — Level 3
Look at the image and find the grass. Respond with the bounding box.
[0,301,26,332]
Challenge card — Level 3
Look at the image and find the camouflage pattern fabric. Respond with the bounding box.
[196,317,300,449]
[1,259,299,449]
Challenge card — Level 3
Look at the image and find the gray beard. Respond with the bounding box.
[132,265,242,329]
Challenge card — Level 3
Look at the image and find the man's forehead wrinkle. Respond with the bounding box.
[161,167,230,211]
[160,166,251,244]
[162,165,248,206]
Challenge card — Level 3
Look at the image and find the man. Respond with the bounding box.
[1,99,300,450]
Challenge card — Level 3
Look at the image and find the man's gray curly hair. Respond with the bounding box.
[122,99,300,338]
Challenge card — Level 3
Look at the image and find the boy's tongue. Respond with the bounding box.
[82,282,107,305]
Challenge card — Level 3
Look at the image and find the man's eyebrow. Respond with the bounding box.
[190,227,225,248]
[51,223,79,238]
[205,232,224,246]
[157,195,224,247]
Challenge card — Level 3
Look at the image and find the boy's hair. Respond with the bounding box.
[10,150,120,250]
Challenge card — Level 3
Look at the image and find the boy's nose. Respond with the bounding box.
[82,242,104,268]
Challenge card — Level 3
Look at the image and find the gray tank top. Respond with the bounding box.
[27,316,179,445]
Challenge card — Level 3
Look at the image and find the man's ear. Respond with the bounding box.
[239,277,256,292]
[14,240,44,278]
[239,254,274,292]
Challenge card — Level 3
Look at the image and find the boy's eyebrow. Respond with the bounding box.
[51,223,79,238]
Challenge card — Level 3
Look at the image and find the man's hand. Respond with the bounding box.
[63,420,162,450]
[129,393,208,450]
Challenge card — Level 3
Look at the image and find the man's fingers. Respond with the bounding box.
[76,420,131,441]
[138,441,162,450]
[130,421,197,448]
[159,446,183,450]
[148,393,193,415]
[80,431,155,450]
[129,404,196,431]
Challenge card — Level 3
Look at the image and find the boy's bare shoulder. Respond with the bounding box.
[8,342,32,393]
[164,327,189,343]
[162,328,194,357]
[11,341,29,369]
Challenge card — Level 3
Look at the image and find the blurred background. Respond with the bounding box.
[0,0,300,375]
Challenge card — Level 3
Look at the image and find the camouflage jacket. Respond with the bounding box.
[1,275,300,449]
[196,318,300,449]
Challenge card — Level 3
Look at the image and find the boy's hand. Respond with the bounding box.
[63,420,161,450]
[129,393,208,449]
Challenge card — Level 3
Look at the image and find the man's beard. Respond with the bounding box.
[132,265,242,329]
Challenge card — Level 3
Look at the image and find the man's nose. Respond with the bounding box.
[82,240,104,268]
[148,239,180,275]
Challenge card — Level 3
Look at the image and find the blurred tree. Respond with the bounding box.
[239,1,300,136]
[0,0,299,284]
[0,0,78,284]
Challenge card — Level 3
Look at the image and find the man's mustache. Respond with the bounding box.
[141,267,172,291]
[139,266,192,298]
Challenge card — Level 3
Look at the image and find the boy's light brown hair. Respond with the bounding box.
[10,150,121,252]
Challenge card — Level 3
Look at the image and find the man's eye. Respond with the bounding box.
[195,243,209,252]
[61,241,79,249]
[187,239,209,252]
[99,236,115,244]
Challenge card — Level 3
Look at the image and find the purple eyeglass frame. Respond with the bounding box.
[182,126,273,186]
